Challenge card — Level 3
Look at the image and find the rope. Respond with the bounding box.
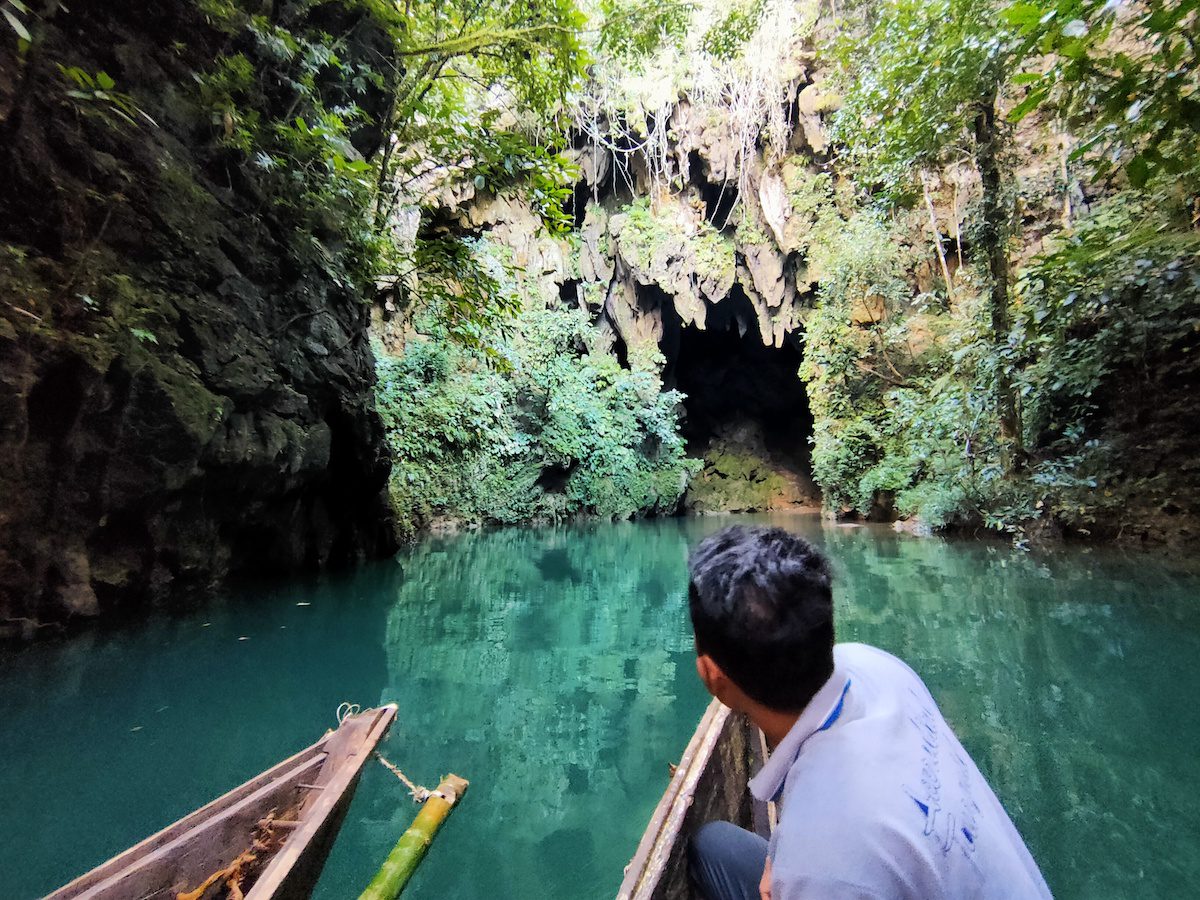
[335,702,432,803]
[375,752,432,803]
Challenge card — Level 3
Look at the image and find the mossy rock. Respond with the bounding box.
[611,196,735,321]
[685,449,790,513]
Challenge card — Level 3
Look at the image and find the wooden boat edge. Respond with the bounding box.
[47,704,398,900]
[616,699,731,900]
[248,704,398,899]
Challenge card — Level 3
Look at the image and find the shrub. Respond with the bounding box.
[376,262,699,536]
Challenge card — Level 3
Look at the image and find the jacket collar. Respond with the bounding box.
[748,664,852,803]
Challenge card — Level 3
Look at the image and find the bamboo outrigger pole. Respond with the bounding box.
[358,774,469,900]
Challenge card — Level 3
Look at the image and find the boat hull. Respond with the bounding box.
[47,705,397,900]
[617,700,762,900]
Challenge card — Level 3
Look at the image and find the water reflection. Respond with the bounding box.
[349,519,711,899]
[1,514,1198,900]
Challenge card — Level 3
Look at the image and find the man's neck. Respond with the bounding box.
[749,706,802,750]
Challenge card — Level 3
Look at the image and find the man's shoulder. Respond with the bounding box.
[836,641,917,674]
[836,642,933,700]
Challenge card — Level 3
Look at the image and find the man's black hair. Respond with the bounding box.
[688,525,835,712]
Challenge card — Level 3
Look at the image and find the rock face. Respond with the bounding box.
[0,2,395,636]
[564,86,839,361]
[572,74,835,511]
[402,39,840,516]
[684,421,821,514]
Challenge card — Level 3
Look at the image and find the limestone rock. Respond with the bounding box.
[741,241,789,310]
[603,264,664,349]
[609,193,735,332]
[671,100,741,185]
[850,293,887,325]
[579,204,614,285]
[758,170,791,249]
[459,191,572,298]
[0,3,396,635]
[735,256,807,349]
[567,145,612,190]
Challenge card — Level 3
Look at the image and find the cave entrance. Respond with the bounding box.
[669,303,819,513]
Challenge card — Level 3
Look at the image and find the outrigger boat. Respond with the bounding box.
[618,699,773,900]
[48,704,398,900]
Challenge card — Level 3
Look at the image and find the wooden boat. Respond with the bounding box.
[48,704,398,900]
[617,699,772,900]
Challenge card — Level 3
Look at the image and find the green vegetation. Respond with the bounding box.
[8,0,1197,546]
[834,0,1033,463]
[617,195,735,290]
[2,0,31,42]
[374,0,1199,542]
[187,2,393,281]
[805,0,1200,539]
[800,206,916,514]
[376,243,699,537]
[686,447,789,513]
[183,0,589,337]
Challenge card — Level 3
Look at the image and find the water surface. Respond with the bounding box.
[1,514,1197,899]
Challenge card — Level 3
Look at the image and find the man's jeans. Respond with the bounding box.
[688,821,769,900]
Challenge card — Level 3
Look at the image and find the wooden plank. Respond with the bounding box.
[52,754,326,899]
[249,705,398,900]
[48,746,327,899]
[48,704,398,900]
[616,699,729,900]
[616,700,761,900]
[617,700,723,899]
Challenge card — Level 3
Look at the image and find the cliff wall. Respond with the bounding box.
[0,1,396,637]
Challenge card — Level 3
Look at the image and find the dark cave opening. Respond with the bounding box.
[563,180,592,231]
[611,329,630,369]
[664,290,819,509]
[688,152,739,227]
[559,278,582,306]
[674,324,813,467]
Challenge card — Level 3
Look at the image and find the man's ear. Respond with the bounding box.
[695,653,728,700]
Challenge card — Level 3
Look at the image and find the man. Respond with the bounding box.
[686,526,1052,900]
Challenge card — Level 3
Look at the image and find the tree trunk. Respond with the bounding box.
[973,89,1023,470]
[920,170,955,303]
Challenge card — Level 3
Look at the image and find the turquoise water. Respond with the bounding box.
[1,514,1199,899]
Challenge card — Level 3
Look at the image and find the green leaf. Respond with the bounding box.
[1125,154,1150,188]
[96,71,115,90]
[1007,85,1050,123]
[1001,2,1044,27]
[2,5,29,41]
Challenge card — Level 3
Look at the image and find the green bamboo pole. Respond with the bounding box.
[358,774,469,900]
